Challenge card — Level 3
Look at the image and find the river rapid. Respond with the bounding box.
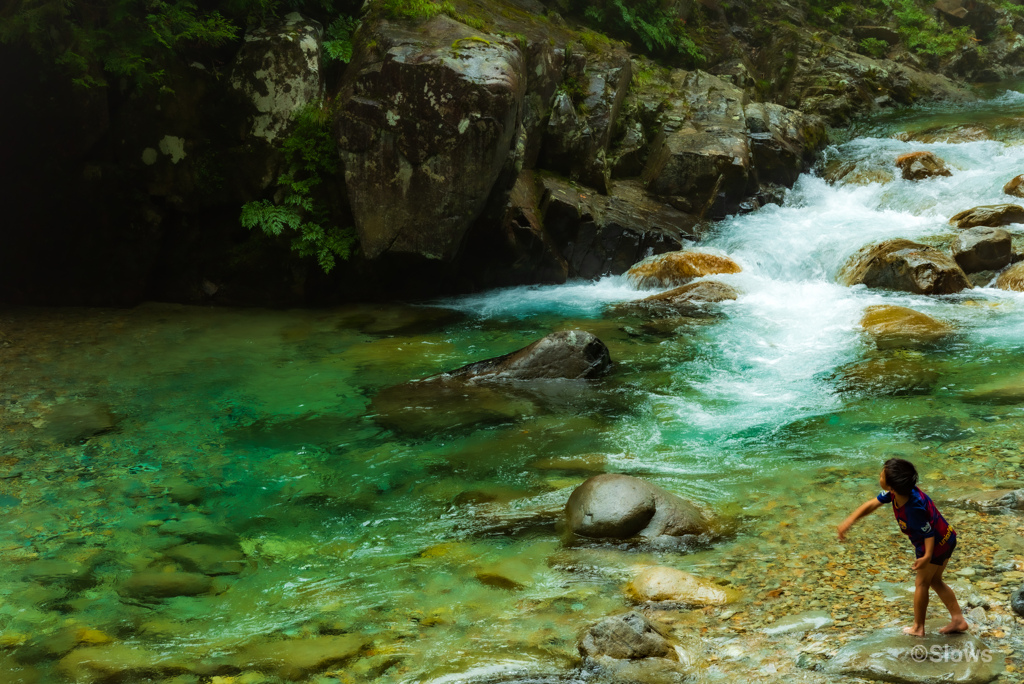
[1,88,1024,683]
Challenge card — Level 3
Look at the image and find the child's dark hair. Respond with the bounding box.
[883,458,919,496]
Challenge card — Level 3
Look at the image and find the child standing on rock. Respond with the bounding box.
[838,458,969,637]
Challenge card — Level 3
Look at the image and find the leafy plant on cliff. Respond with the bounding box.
[323,15,358,62]
[884,0,974,56]
[577,0,704,63]
[0,0,239,87]
[240,102,355,272]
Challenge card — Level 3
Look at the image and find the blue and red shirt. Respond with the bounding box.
[877,487,956,557]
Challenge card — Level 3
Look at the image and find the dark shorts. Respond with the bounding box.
[915,534,957,566]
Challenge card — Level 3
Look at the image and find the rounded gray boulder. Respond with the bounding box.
[566,474,709,540]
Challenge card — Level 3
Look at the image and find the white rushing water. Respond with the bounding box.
[440,93,1024,481]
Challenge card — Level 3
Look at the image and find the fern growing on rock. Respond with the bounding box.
[240,102,355,273]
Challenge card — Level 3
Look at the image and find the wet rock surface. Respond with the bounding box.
[953,227,1013,273]
[626,566,740,605]
[895,151,953,180]
[578,611,674,660]
[860,305,953,349]
[1004,174,1024,198]
[838,239,971,294]
[232,634,368,680]
[950,204,1024,229]
[627,251,742,289]
[565,474,709,540]
[824,629,1003,683]
[996,261,1024,291]
[442,330,611,382]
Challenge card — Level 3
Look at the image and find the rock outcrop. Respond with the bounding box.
[565,474,709,540]
[950,204,1024,229]
[895,151,953,180]
[230,13,324,145]
[838,239,971,294]
[627,251,742,289]
[953,227,1012,273]
[336,16,527,261]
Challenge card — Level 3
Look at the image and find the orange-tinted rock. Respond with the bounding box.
[838,239,970,294]
[895,151,952,180]
[860,305,953,349]
[950,204,1024,229]
[625,566,740,605]
[996,262,1024,292]
[627,251,742,289]
[1003,174,1024,198]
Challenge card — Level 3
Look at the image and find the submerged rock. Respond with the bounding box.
[578,611,674,660]
[860,305,953,349]
[838,239,971,295]
[825,629,1002,683]
[59,645,190,683]
[41,401,116,443]
[164,543,246,576]
[996,262,1024,291]
[895,151,953,180]
[949,204,1024,229]
[834,357,939,396]
[627,252,742,289]
[639,280,740,310]
[565,474,709,540]
[625,566,739,605]
[373,381,539,434]
[953,227,1012,273]
[119,571,213,599]
[232,635,367,681]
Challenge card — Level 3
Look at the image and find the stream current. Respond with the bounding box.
[1,87,1024,683]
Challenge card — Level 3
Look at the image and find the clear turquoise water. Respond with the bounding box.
[1,91,1024,683]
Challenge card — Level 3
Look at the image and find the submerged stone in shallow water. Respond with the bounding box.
[625,566,739,606]
[579,611,674,660]
[232,634,367,680]
[119,571,213,599]
[59,644,190,683]
[860,305,952,349]
[825,629,1002,683]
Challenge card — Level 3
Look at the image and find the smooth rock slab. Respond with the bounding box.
[825,629,1002,683]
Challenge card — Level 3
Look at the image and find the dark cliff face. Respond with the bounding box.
[0,0,1013,306]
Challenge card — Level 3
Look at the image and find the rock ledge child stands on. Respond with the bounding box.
[837,458,969,637]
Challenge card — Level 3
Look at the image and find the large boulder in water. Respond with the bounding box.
[953,227,1012,273]
[626,566,740,605]
[895,151,953,180]
[616,280,740,318]
[860,305,952,349]
[336,16,526,261]
[838,239,971,294]
[950,204,1024,229]
[565,474,709,540]
[443,330,611,382]
[627,251,742,289]
[825,629,1002,683]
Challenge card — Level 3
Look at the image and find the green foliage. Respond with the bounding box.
[240,103,355,273]
[883,0,975,56]
[323,16,358,63]
[577,0,704,62]
[379,0,454,21]
[807,0,858,26]
[859,36,889,57]
[0,0,240,88]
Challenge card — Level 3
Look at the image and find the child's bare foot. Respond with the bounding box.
[903,625,926,637]
[939,617,969,634]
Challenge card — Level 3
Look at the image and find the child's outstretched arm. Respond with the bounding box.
[837,498,883,541]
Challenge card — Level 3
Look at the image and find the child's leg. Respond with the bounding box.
[906,562,942,636]
[931,558,969,634]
